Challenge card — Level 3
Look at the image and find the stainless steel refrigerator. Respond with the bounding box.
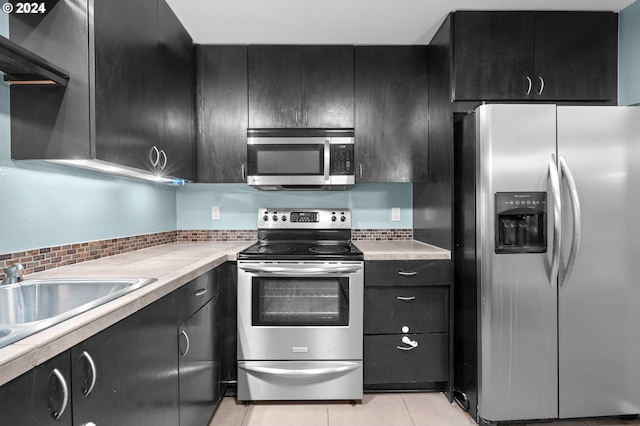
[453,104,640,423]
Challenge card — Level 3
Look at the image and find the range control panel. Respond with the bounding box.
[258,208,351,229]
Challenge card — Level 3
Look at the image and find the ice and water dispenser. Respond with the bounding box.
[495,192,547,254]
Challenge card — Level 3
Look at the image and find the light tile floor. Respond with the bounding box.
[209,393,640,426]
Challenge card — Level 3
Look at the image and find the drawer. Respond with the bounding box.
[364,287,448,334]
[364,334,448,385]
[365,260,451,287]
[178,270,216,322]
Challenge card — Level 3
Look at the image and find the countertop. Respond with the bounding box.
[353,240,451,260]
[0,239,450,386]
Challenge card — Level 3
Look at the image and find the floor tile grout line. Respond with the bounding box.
[401,393,418,426]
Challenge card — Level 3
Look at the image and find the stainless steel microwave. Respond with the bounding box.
[246,130,355,190]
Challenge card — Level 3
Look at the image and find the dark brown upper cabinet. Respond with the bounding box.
[9,0,195,181]
[452,11,617,103]
[355,46,429,183]
[196,45,248,183]
[248,45,354,128]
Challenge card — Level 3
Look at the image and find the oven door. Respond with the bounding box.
[237,261,363,361]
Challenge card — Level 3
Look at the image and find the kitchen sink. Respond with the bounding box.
[0,278,156,349]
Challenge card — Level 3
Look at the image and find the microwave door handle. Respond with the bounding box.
[324,139,330,181]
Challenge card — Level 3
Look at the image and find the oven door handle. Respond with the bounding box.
[239,264,362,275]
[239,363,360,377]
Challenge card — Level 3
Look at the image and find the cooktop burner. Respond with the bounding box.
[308,245,349,254]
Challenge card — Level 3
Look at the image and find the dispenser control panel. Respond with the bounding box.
[495,192,547,254]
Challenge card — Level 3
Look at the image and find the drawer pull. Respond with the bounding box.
[397,336,419,351]
[396,296,416,301]
[398,271,417,276]
[195,288,208,297]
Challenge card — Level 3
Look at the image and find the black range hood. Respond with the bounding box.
[0,34,69,86]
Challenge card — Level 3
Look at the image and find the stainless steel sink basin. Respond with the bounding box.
[0,278,156,349]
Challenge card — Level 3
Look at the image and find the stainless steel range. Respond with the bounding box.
[237,208,364,401]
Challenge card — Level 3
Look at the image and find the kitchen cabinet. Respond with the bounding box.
[355,46,429,182]
[0,351,72,425]
[248,45,354,128]
[9,0,195,181]
[71,292,179,426]
[178,270,220,426]
[363,260,451,391]
[451,11,617,102]
[196,45,248,183]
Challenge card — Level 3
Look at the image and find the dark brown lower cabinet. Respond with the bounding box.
[0,351,72,425]
[363,260,452,392]
[71,292,179,426]
[0,264,235,425]
[364,334,448,385]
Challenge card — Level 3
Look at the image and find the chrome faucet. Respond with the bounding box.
[2,263,24,284]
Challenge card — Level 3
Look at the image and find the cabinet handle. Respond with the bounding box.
[359,163,364,178]
[397,335,419,351]
[398,271,417,276]
[49,368,69,420]
[525,76,532,95]
[538,76,545,95]
[180,330,190,357]
[149,145,160,167]
[241,163,246,181]
[304,111,309,126]
[159,149,168,170]
[295,111,299,125]
[80,351,97,397]
[195,288,208,297]
[396,296,416,301]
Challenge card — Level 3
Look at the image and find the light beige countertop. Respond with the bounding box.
[0,238,449,386]
[353,240,451,260]
[0,241,252,387]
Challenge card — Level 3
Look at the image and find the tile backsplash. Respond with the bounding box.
[0,228,411,280]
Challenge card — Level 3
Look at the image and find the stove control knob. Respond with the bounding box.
[281,215,287,222]
[272,215,278,221]
[263,215,269,222]
[340,216,346,222]
[331,215,337,222]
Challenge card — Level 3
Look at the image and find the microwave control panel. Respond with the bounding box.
[330,144,354,175]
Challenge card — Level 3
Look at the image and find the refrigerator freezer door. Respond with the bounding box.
[476,104,559,422]
[557,106,640,418]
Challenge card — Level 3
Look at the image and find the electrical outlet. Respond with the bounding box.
[211,206,221,220]
[391,207,401,221]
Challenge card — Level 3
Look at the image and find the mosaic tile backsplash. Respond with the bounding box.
[0,228,412,280]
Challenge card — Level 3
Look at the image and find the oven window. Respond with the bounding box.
[250,145,324,175]
[252,277,349,326]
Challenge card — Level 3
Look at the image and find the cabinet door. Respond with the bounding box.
[248,45,301,128]
[197,45,248,183]
[453,11,535,101]
[355,46,429,182]
[301,46,354,128]
[71,315,139,425]
[93,0,161,172]
[364,334,448,385]
[72,294,179,426]
[533,12,617,102]
[157,0,196,181]
[179,300,218,426]
[0,352,72,426]
[364,287,449,334]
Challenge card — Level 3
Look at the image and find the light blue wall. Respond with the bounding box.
[0,13,177,254]
[176,183,412,230]
[619,1,640,105]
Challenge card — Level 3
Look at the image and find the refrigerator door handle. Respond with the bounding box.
[559,155,581,288]
[549,153,562,289]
